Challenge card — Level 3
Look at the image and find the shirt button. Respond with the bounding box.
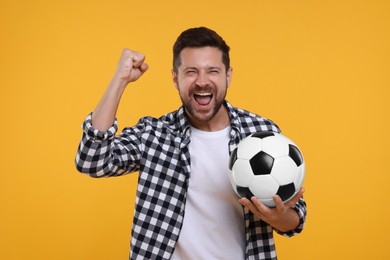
[169,240,175,246]
[174,148,180,153]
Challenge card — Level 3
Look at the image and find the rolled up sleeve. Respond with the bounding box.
[75,113,141,178]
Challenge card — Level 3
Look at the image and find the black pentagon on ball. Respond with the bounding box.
[249,151,274,175]
[236,186,254,199]
[252,131,275,139]
[276,183,296,201]
[289,144,304,167]
[229,148,238,170]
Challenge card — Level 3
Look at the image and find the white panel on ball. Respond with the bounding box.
[232,159,254,187]
[261,136,289,158]
[276,133,296,146]
[236,138,263,160]
[249,175,279,199]
[270,156,298,185]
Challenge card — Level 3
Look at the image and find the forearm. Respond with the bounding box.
[91,48,148,132]
[92,77,127,132]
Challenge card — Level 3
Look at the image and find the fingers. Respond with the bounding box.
[240,188,305,214]
[251,196,269,213]
[239,197,257,213]
[286,187,305,208]
[129,51,149,76]
[239,197,270,218]
[293,187,305,203]
[117,48,149,83]
[121,49,147,68]
[273,195,284,211]
[129,51,146,68]
[241,189,305,214]
[140,63,149,73]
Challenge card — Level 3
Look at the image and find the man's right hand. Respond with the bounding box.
[113,48,149,87]
[91,49,149,132]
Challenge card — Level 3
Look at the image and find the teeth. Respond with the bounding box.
[195,93,212,96]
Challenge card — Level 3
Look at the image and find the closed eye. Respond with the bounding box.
[208,67,221,74]
[183,68,198,76]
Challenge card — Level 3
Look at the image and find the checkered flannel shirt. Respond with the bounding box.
[75,100,307,260]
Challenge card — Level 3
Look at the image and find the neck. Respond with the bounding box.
[187,105,230,132]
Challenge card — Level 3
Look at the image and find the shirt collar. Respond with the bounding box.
[225,101,241,141]
[173,106,191,139]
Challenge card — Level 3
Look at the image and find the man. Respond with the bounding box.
[75,27,307,260]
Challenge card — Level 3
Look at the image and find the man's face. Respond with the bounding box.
[172,47,232,127]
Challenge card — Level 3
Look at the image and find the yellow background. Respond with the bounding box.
[1,0,389,259]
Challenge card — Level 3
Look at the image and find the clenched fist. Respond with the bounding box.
[114,48,149,86]
[90,48,149,131]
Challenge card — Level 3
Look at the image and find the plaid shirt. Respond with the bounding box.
[75,100,307,260]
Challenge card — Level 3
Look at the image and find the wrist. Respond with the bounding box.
[110,75,130,92]
[275,208,300,233]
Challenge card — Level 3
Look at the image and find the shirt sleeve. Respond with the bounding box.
[75,113,142,178]
[275,197,307,237]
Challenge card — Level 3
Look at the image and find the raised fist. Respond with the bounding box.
[114,48,149,85]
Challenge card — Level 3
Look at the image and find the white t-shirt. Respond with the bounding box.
[171,126,245,260]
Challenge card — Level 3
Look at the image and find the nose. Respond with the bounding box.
[195,70,210,87]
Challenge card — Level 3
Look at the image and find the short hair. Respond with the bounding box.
[173,27,230,72]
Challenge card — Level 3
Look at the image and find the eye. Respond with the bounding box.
[209,68,220,75]
[185,70,197,76]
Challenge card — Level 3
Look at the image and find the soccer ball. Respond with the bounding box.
[228,131,305,207]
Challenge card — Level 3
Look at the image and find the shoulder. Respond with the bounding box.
[229,104,281,136]
[131,108,184,134]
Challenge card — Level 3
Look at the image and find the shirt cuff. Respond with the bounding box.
[82,113,118,141]
[275,200,306,237]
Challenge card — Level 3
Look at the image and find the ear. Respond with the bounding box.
[172,69,179,90]
[227,67,233,87]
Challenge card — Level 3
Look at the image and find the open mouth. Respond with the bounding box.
[194,93,213,106]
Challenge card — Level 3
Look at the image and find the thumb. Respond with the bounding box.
[286,188,305,208]
[140,63,149,73]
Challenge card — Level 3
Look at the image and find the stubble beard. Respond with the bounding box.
[180,85,227,123]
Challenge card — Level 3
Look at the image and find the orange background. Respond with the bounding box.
[1,0,389,259]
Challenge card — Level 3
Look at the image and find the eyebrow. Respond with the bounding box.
[182,66,222,71]
[183,67,198,71]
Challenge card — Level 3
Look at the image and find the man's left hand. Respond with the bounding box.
[239,188,305,232]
